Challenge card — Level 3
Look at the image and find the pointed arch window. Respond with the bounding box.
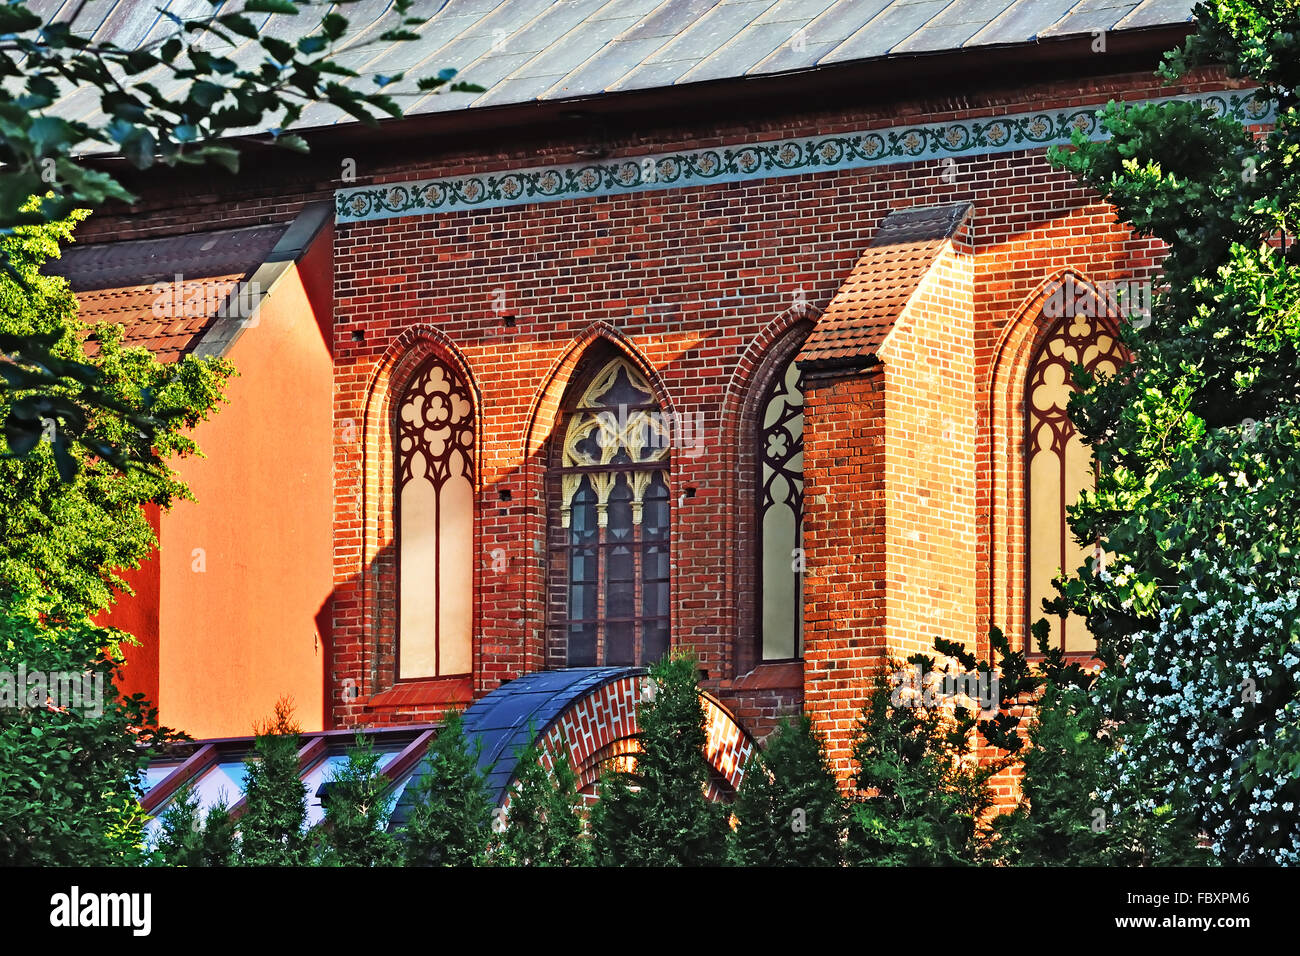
[549,355,670,667]
[397,355,475,679]
[756,352,805,661]
[1026,308,1124,655]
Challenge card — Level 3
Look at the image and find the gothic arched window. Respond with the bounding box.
[397,355,475,679]
[756,353,805,661]
[548,355,670,667]
[1026,308,1124,655]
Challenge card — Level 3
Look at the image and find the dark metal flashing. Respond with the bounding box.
[191,201,333,360]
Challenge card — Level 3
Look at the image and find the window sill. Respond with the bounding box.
[367,676,473,708]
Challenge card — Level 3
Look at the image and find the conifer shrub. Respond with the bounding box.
[237,697,308,866]
[986,625,1209,866]
[590,651,729,866]
[728,713,846,866]
[150,786,236,867]
[884,624,1209,865]
[492,727,589,867]
[845,662,997,866]
[315,734,402,867]
[401,709,494,866]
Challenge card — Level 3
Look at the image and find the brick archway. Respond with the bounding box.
[535,671,754,803]
[342,328,484,719]
[389,667,756,827]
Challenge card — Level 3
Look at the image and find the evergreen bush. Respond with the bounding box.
[237,698,308,866]
[728,713,846,866]
[401,709,494,866]
[590,651,729,866]
[315,734,402,867]
[492,728,589,867]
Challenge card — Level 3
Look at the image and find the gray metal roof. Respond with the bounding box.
[41,0,1195,131]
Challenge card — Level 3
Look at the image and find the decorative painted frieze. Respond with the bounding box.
[335,90,1273,224]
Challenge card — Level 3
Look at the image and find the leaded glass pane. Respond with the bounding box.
[397,355,475,679]
[757,354,805,661]
[551,356,671,666]
[1026,309,1126,654]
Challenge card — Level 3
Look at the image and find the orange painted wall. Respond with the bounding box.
[98,501,162,709]
[157,225,335,738]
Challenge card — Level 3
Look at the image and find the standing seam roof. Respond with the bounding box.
[43,0,1196,130]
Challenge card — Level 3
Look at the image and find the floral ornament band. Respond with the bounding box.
[336,90,1273,224]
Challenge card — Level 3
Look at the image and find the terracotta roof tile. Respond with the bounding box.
[48,223,289,364]
[798,202,970,371]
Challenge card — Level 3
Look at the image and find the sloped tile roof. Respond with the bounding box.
[798,201,970,370]
[43,0,1195,130]
[71,277,246,363]
[47,222,289,363]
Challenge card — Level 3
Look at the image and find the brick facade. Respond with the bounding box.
[77,63,1246,779]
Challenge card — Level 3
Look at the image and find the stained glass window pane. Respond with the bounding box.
[607,620,635,666]
[758,354,805,660]
[397,356,475,678]
[569,623,597,667]
[1026,309,1126,654]
[643,622,670,664]
[552,356,671,666]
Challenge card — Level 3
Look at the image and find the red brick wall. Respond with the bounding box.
[527,677,754,806]
[802,366,886,777]
[881,220,979,663]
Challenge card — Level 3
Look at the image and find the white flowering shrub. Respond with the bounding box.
[1105,556,1300,864]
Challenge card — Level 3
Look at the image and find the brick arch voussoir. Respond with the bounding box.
[986,269,1119,648]
[363,326,483,455]
[517,323,680,672]
[719,305,819,677]
[989,269,1103,407]
[720,305,821,447]
[526,676,757,803]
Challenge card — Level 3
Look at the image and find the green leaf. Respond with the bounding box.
[193,144,240,173]
[262,37,295,64]
[216,13,262,39]
[118,127,157,169]
[320,13,347,41]
[0,4,42,32]
[27,115,77,155]
[244,0,299,13]
[274,133,309,153]
[188,80,225,110]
